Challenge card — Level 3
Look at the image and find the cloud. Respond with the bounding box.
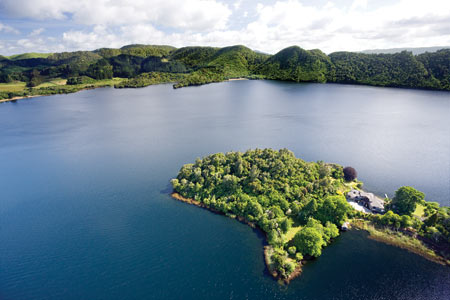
[29,28,45,36]
[1,0,450,55]
[1,0,231,31]
[233,0,242,10]
[0,22,19,34]
[350,0,368,11]
[237,0,450,53]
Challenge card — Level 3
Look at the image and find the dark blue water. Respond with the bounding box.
[1,81,449,300]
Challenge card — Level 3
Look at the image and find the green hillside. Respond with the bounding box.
[329,51,440,89]
[7,52,53,60]
[174,45,269,88]
[1,43,449,100]
[257,46,334,83]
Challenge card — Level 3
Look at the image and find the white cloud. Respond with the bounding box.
[350,0,368,11]
[1,0,231,31]
[237,0,450,53]
[1,0,450,55]
[233,0,242,10]
[29,28,45,36]
[0,22,19,34]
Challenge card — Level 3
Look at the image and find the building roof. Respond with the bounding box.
[347,189,384,209]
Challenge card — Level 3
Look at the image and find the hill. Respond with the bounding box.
[329,51,441,89]
[7,52,53,60]
[1,43,449,100]
[256,46,334,83]
[173,45,269,88]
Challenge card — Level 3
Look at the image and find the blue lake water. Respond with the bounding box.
[1,80,449,299]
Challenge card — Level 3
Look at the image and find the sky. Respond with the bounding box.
[0,0,449,55]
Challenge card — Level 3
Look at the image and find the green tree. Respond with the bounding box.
[391,186,425,215]
[322,221,339,242]
[293,226,325,257]
[86,59,113,79]
[27,69,44,87]
[316,195,351,226]
[280,218,292,233]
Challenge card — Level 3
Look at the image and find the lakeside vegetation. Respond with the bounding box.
[171,149,450,282]
[352,220,448,265]
[0,78,124,101]
[1,44,449,101]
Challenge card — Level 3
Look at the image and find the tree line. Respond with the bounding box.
[1,44,449,92]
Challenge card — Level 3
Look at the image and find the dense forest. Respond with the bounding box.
[172,149,450,280]
[1,44,449,99]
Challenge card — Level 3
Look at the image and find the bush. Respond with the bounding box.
[343,166,357,181]
[66,76,96,85]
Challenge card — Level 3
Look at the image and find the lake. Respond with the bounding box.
[1,80,449,299]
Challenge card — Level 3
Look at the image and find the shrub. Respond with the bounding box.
[343,166,357,181]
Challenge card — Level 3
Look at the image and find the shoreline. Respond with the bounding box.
[172,192,449,283]
[171,192,303,284]
[2,78,448,104]
[0,94,44,103]
[226,78,249,81]
[351,220,449,266]
[0,84,115,104]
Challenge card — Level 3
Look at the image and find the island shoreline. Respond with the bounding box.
[171,192,303,284]
[172,191,449,283]
[351,220,449,266]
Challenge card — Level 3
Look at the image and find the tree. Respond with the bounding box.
[86,59,113,79]
[299,198,318,224]
[280,218,292,233]
[391,186,425,215]
[288,246,297,256]
[315,195,351,226]
[0,72,12,83]
[27,69,44,87]
[318,162,329,179]
[322,221,339,242]
[293,226,325,257]
[343,166,357,181]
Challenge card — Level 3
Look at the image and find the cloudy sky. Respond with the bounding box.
[0,0,449,55]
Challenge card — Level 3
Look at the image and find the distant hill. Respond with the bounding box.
[361,47,450,55]
[1,44,449,94]
[7,52,53,60]
[256,46,334,83]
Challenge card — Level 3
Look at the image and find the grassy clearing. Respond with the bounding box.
[283,225,302,242]
[0,78,127,101]
[0,81,27,92]
[36,78,67,88]
[413,204,425,218]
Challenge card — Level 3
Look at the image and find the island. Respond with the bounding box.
[1,44,449,102]
[171,149,450,283]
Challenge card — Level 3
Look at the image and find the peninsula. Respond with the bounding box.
[171,149,450,283]
[1,44,449,102]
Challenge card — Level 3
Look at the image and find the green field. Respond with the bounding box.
[0,81,27,92]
